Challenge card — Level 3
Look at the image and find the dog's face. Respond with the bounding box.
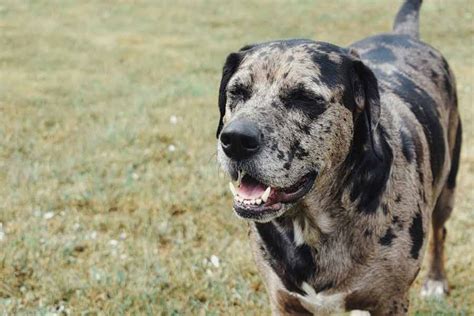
[216,40,381,222]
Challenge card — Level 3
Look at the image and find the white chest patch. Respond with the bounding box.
[293,220,305,246]
[293,282,345,314]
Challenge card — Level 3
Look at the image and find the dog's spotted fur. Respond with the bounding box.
[216,0,461,314]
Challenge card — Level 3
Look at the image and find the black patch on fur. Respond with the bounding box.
[447,121,462,189]
[345,123,393,213]
[440,56,456,103]
[395,194,402,203]
[256,222,316,295]
[312,52,339,89]
[430,69,439,81]
[409,211,424,259]
[379,227,396,246]
[284,140,309,170]
[403,119,425,186]
[382,203,389,215]
[217,53,243,137]
[363,46,396,64]
[392,215,403,230]
[389,72,445,184]
[400,128,415,163]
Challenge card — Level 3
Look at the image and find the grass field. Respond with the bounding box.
[0,0,472,314]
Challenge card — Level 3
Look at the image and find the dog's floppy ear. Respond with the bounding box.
[216,45,257,138]
[216,52,243,138]
[349,49,382,159]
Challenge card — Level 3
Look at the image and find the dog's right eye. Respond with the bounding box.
[227,83,252,103]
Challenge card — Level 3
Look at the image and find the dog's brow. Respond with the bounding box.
[281,85,325,103]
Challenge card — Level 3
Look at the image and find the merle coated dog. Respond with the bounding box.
[216,0,462,314]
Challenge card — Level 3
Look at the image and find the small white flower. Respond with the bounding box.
[73,223,81,231]
[93,271,101,281]
[169,115,178,124]
[168,144,176,152]
[90,231,97,240]
[109,239,119,247]
[119,232,127,240]
[43,212,55,220]
[120,254,127,260]
[131,172,139,180]
[0,223,5,241]
[210,255,220,268]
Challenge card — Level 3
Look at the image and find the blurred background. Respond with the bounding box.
[0,0,472,314]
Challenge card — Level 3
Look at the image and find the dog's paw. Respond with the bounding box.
[420,279,448,298]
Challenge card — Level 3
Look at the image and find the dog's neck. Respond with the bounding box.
[284,121,394,244]
[252,124,394,293]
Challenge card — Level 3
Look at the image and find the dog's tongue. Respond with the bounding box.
[237,176,267,199]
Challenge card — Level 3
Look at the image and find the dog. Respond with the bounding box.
[216,0,462,314]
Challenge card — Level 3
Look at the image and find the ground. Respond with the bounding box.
[0,0,472,314]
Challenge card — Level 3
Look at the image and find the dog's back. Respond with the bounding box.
[351,0,461,199]
[353,0,462,302]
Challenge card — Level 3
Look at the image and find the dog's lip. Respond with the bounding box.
[231,172,317,220]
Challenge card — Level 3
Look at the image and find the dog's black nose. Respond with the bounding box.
[220,120,262,160]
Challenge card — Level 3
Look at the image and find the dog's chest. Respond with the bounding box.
[255,219,347,312]
[293,282,345,313]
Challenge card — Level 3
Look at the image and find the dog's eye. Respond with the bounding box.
[227,83,252,103]
[283,87,326,108]
[281,86,327,119]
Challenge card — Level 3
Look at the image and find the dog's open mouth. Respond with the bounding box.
[228,171,317,220]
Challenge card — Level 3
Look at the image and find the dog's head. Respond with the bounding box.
[216,40,381,222]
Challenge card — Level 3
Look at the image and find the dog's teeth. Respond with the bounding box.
[261,187,271,202]
[256,199,262,205]
[229,182,237,197]
[237,197,243,203]
[244,200,250,205]
[237,170,245,186]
